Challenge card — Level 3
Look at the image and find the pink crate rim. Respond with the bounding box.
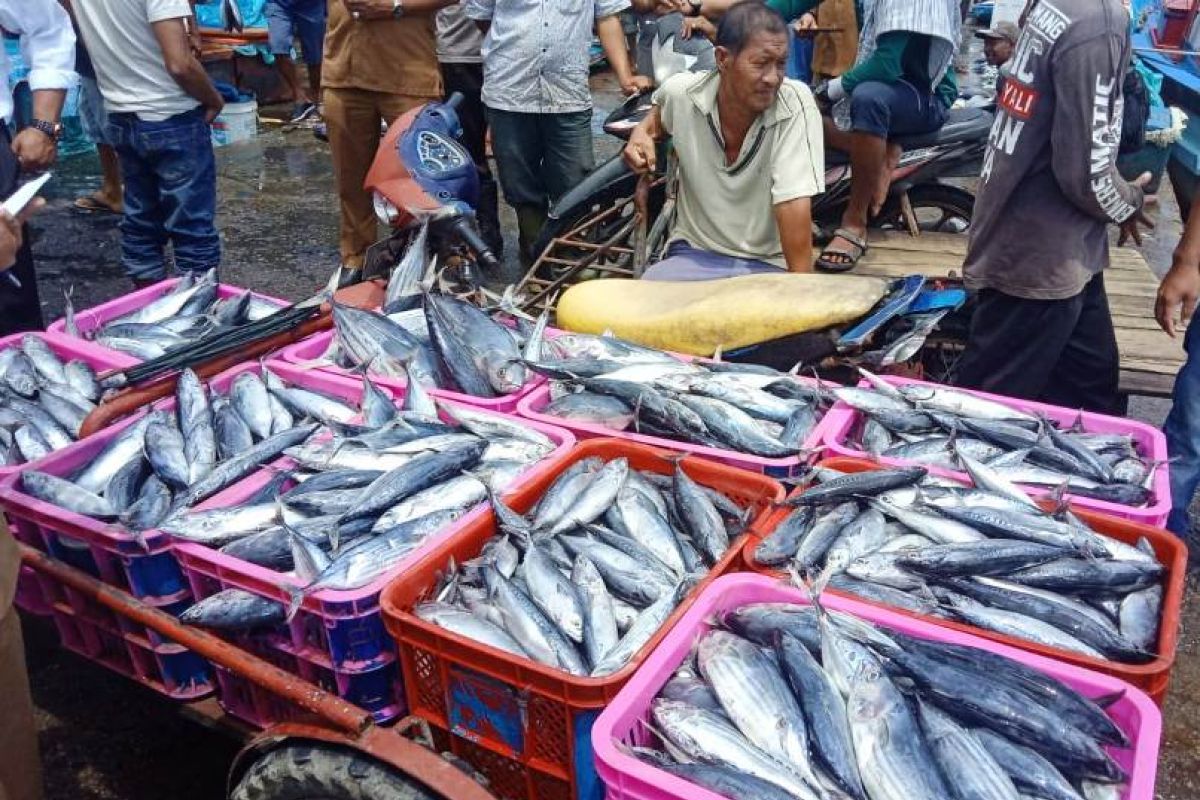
[516,380,833,471]
[821,375,1171,523]
[591,573,1162,800]
[171,362,576,614]
[276,327,549,412]
[46,277,288,339]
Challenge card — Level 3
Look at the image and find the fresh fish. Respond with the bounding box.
[754,506,814,568]
[63,360,101,402]
[415,601,529,657]
[917,701,1020,800]
[1119,583,1161,652]
[796,502,860,571]
[543,392,634,430]
[975,729,1086,800]
[897,540,1068,578]
[21,335,67,384]
[521,543,585,644]
[161,503,280,546]
[120,476,173,531]
[22,471,117,519]
[789,467,928,505]
[175,424,319,509]
[339,440,486,523]
[484,565,587,674]
[231,372,274,439]
[213,398,255,460]
[144,418,191,490]
[180,589,285,631]
[591,582,690,677]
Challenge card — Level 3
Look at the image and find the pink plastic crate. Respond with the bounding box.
[517,376,837,477]
[821,375,1171,526]
[46,277,288,356]
[0,331,138,479]
[592,573,1162,800]
[277,323,553,414]
[174,362,575,674]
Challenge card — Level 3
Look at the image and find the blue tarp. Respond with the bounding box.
[195,0,269,30]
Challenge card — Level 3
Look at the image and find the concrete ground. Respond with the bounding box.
[15,71,1200,798]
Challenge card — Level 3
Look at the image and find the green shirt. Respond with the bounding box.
[766,0,863,25]
[841,31,957,107]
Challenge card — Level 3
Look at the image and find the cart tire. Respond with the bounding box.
[875,183,975,233]
[230,743,440,800]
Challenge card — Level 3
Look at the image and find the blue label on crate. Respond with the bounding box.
[447,665,524,754]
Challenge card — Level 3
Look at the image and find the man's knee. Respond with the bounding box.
[848,82,894,139]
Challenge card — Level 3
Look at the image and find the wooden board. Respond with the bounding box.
[857,231,1184,398]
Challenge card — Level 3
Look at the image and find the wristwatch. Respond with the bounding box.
[392,0,405,18]
[29,119,63,144]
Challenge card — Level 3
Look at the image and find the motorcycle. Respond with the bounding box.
[518,13,992,303]
[356,93,498,292]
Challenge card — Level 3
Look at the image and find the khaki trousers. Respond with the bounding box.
[323,87,427,269]
[0,610,41,800]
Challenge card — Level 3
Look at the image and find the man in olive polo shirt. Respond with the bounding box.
[624,1,824,279]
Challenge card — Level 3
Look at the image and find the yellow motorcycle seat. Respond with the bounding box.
[556,273,889,357]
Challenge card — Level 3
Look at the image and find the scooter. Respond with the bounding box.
[357,93,498,288]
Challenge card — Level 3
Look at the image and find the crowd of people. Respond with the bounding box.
[2,0,1200,796]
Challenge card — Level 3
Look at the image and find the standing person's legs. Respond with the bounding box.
[441,62,502,257]
[0,128,44,334]
[956,287,1085,402]
[1039,273,1125,415]
[267,1,306,105]
[76,76,122,213]
[487,108,547,265]
[325,87,387,270]
[0,607,41,800]
[539,109,595,203]
[293,0,326,110]
[151,110,222,278]
[108,114,172,283]
[1166,316,1200,537]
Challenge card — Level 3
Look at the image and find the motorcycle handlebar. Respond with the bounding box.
[448,213,500,273]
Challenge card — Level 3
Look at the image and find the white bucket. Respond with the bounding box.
[210,99,258,147]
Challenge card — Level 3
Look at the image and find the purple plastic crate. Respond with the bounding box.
[48,600,212,701]
[174,363,576,674]
[821,375,1171,527]
[592,573,1162,800]
[517,373,837,477]
[277,324,552,414]
[0,331,138,479]
[46,277,288,359]
[212,644,403,729]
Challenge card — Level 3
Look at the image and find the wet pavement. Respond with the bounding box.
[15,69,1200,799]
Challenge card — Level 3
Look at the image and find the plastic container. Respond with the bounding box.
[279,327,548,415]
[175,361,574,673]
[0,331,139,479]
[591,573,1163,800]
[210,99,258,147]
[46,277,287,351]
[517,376,836,478]
[380,440,785,800]
[821,375,1172,526]
[744,457,1187,706]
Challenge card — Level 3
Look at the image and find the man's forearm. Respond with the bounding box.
[635,104,665,141]
[597,15,635,84]
[1176,188,1200,269]
[776,197,813,272]
[175,61,224,109]
[30,89,66,125]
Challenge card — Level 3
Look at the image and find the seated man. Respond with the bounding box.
[624,1,824,280]
[814,0,960,271]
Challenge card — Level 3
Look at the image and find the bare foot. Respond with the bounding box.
[871,143,903,217]
[73,191,123,214]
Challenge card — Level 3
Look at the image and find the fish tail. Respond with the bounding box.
[1093,688,1126,709]
[285,587,306,622]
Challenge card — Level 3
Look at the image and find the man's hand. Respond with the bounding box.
[624,126,657,175]
[621,75,655,95]
[0,197,44,271]
[794,11,817,30]
[1156,260,1200,338]
[203,100,225,124]
[1118,172,1155,246]
[11,129,57,172]
[344,0,394,19]
[680,15,716,39]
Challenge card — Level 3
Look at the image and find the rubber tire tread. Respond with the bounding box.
[876,183,976,231]
[230,742,440,800]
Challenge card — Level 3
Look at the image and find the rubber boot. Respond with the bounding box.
[515,204,548,269]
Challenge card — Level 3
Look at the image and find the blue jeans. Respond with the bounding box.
[642,240,780,281]
[106,108,221,281]
[1165,315,1200,536]
[849,79,947,139]
[266,0,326,64]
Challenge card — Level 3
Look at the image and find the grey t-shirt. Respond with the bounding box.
[963,0,1143,300]
[437,2,482,65]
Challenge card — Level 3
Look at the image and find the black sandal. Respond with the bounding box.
[815,228,869,273]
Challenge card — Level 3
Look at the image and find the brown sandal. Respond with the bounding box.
[815,228,869,273]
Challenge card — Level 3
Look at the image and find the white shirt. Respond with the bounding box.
[0,0,77,124]
[72,0,196,122]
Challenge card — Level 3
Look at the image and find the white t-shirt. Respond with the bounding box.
[72,0,198,122]
[654,71,825,268]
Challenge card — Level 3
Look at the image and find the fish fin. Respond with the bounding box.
[132,528,151,553]
[711,343,724,363]
[285,587,305,622]
[1093,688,1126,709]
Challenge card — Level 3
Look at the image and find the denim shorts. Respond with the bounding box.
[266,0,327,65]
[848,78,947,139]
[78,76,111,146]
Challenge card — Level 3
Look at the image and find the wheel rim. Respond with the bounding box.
[878,198,972,233]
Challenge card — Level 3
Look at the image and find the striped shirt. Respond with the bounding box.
[466,0,630,113]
